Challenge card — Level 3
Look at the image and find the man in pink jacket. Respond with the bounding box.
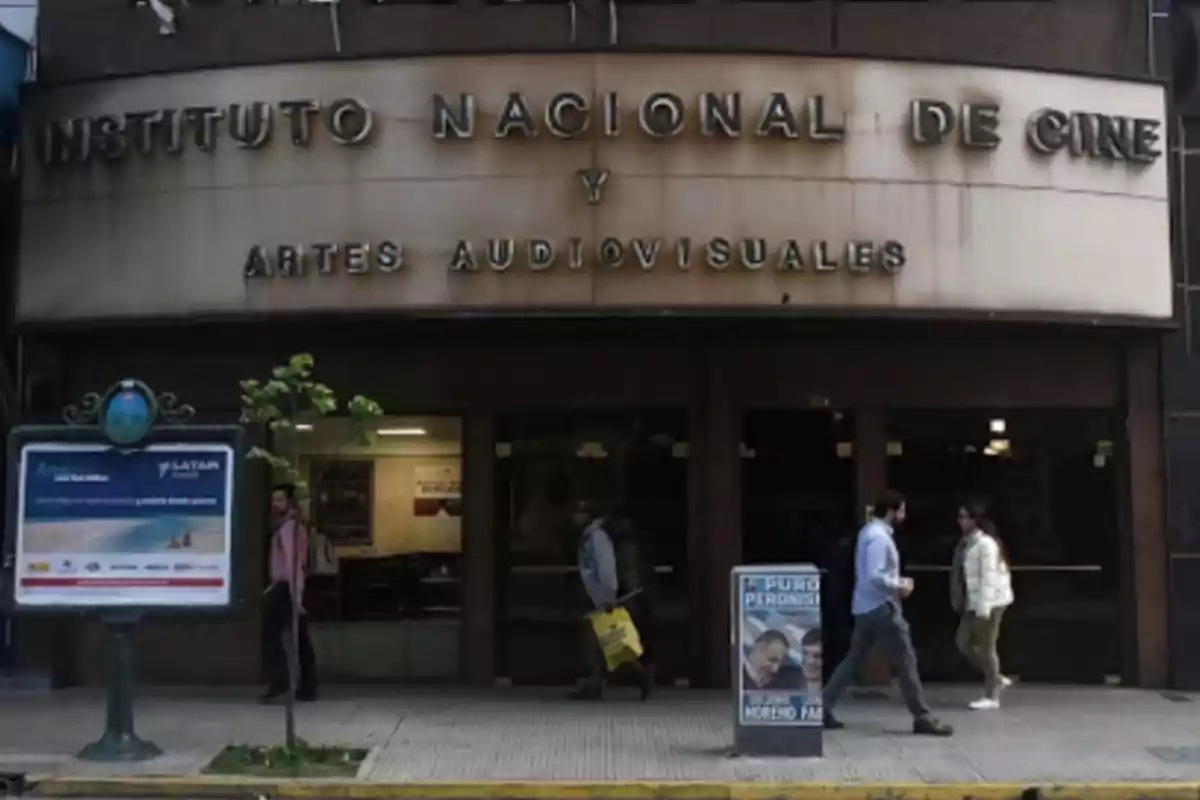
[261,484,318,704]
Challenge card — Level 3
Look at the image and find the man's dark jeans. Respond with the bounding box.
[263,582,318,696]
[823,600,931,719]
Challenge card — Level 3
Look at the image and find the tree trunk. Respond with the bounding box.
[285,397,300,750]
[286,518,300,749]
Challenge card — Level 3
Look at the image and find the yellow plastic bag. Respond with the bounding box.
[588,606,645,672]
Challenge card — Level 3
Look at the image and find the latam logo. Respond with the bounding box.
[157,459,222,479]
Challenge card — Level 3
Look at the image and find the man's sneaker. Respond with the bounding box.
[823,711,845,730]
[913,716,954,736]
[1000,675,1014,690]
[969,697,1000,710]
[568,686,603,701]
[259,690,286,705]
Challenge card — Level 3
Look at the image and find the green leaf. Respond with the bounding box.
[241,357,385,504]
[289,353,315,374]
[246,446,292,472]
[246,445,274,461]
[257,403,283,421]
[348,395,384,419]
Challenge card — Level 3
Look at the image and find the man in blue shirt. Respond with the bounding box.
[822,490,953,736]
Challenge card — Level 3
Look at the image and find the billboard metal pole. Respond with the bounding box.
[79,608,158,761]
[62,380,188,761]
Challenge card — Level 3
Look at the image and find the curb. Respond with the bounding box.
[27,778,1200,800]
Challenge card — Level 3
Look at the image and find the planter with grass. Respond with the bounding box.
[204,740,368,778]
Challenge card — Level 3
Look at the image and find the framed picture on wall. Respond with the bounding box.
[413,465,463,519]
[311,459,374,546]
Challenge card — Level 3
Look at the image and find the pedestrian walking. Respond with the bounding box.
[568,500,652,701]
[822,490,953,736]
[951,500,1015,710]
[261,484,318,704]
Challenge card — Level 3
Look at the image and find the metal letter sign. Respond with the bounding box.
[732,564,823,757]
[5,379,243,761]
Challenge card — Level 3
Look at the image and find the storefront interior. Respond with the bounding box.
[297,415,464,682]
[13,318,1163,690]
[744,408,1123,685]
[292,406,1125,688]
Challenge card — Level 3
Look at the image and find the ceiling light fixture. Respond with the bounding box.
[378,427,427,436]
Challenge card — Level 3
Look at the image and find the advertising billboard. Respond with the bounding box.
[735,565,823,728]
[12,441,234,608]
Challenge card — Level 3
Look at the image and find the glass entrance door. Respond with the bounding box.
[494,411,689,686]
[741,410,857,676]
[885,410,1123,684]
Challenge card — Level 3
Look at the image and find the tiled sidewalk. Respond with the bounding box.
[0,685,1198,783]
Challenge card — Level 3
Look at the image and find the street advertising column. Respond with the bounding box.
[732,564,823,757]
[4,379,242,761]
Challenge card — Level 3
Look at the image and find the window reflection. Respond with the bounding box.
[742,410,856,565]
[885,409,1121,683]
[495,411,688,685]
[742,410,857,677]
[278,416,463,681]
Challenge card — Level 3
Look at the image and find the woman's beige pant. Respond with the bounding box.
[955,607,1006,698]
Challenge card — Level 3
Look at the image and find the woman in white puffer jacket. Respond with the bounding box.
[951,500,1015,710]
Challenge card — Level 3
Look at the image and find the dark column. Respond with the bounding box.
[853,405,890,686]
[1125,340,1169,688]
[854,406,885,522]
[1165,411,1200,689]
[461,410,496,685]
[687,371,708,688]
[239,428,270,688]
[1164,115,1200,690]
[699,345,741,689]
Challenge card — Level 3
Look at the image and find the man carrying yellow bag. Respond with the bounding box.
[569,501,654,702]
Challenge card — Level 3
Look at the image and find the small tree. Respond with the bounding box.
[239,353,382,748]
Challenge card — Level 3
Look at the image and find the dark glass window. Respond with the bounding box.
[742,409,857,566]
[885,409,1122,684]
[494,410,688,685]
[294,416,464,624]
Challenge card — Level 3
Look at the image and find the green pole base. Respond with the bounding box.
[77,732,163,762]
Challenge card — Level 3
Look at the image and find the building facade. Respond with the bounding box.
[6,0,1181,690]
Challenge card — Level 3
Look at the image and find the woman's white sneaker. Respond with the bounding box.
[969,697,1000,710]
[1000,675,1014,689]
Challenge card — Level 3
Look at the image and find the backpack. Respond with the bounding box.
[306,528,339,576]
